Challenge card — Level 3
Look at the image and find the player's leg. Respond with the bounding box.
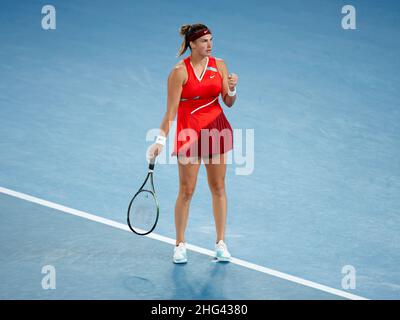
[204,152,231,261]
[204,152,228,243]
[175,155,201,245]
[173,155,201,263]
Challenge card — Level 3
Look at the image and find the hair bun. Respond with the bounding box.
[179,24,191,37]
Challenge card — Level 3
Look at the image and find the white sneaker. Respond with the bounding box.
[215,240,231,262]
[173,242,187,264]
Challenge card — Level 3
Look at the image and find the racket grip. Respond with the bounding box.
[149,158,156,171]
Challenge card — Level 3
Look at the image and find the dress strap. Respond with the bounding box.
[183,57,193,77]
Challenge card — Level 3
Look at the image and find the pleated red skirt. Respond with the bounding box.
[172,111,233,158]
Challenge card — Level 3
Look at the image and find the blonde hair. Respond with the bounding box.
[177,23,210,57]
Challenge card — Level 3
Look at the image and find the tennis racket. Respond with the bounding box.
[127,158,159,235]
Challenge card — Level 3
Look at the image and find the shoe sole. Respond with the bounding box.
[173,258,187,264]
[216,256,231,262]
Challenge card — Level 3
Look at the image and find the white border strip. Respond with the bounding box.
[0,186,368,300]
[190,97,218,114]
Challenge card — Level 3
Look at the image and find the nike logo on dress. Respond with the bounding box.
[210,75,215,78]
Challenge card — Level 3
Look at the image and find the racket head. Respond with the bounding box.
[127,189,159,235]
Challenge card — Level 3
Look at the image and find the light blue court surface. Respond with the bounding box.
[0,192,343,299]
[1,0,399,299]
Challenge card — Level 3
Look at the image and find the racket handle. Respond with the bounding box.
[149,158,156,171]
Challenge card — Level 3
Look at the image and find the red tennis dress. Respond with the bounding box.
[172,56,233,158]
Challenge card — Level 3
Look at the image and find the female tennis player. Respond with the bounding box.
[148,23,238,263]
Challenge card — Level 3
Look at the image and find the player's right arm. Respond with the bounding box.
[159,62,185,137]
[148,62,186,159]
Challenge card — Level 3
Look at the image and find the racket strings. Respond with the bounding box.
[129,190,158,234]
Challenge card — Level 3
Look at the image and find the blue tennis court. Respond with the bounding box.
[1,0,399,300]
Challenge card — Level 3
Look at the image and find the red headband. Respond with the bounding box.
[187,28,211,42]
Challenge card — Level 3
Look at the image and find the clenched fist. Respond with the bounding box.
[228,73,238,91]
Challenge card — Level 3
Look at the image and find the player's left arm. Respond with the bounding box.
[216,58,238,108]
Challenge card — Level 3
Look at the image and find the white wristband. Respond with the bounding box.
[155,135,166,146]
[227,87,236,97]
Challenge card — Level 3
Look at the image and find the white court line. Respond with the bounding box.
[0,186,368,300]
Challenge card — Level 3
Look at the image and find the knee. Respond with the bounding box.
[209,182,226,197]
[179,185,196,201]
